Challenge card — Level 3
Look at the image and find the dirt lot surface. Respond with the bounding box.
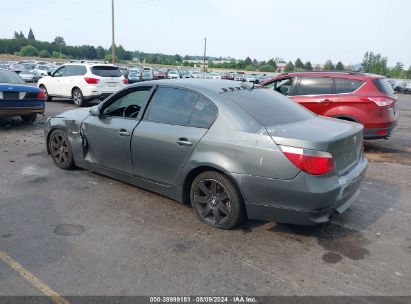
[0,93,410,298]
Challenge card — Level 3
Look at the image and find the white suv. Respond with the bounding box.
[38,63,128,106]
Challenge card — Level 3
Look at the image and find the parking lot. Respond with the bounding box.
[0,93,410,297]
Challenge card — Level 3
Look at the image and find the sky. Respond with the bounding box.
[1,0,411,66]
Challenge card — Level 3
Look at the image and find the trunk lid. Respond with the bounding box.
[266,116,363,175]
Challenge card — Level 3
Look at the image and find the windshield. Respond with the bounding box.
[0,70,25,84]
[129,72,139,77]
[92,66,122,77]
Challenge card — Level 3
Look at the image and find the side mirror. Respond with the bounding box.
[89,105,101,117]
[47,71,52,76]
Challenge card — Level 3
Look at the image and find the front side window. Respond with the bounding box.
[53,66,65,77]
[334,78,364,93]
[269,77,295,95]
[297,77,332,95]
[147,87,199,126]
[103,88,152,118]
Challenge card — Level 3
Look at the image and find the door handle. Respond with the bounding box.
[118,129,130,136]
[176,137,193,146]
[321,99,331,103]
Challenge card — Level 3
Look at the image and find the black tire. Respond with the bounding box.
[21,113,37,124]
[72,88,84,107]
[39,85,52,102]
[48,129,75,170]
[31,77,35,83]
[190,171,246,229]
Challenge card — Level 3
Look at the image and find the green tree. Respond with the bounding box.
[259,64,277,72]
[53,36,66,46]
[28,28,35,40]
[39,49,51,58]
[295,58,304,69]
[284,61,295,72]
[336,61,345,70]
[361,51,388,75]
[19,45,39,56]
[304,61,313,70]
[405,66,411,79]
[324,59,335,70]
[244,57,252,66]
[267,58,277,70]
[52,51,67,59]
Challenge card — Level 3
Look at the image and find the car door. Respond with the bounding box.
[81,86,154,174]
[131,87,214,186]
[64,65,87,97]
[46,66,66,96]
[291,76,334,115]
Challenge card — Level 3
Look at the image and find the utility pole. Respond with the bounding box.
[111,0,116,64]
[203,37,206,72]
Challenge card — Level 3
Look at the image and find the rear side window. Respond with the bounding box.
[147,87,199,126]
[227,89,313,126]
[91,66,122,77]
[373,78,395,97]
[297,77,332,95]
[334,78,364,93]
[189,97,217,128]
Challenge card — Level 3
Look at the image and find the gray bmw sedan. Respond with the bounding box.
[45,79,367,229]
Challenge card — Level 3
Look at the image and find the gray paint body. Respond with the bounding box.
[45,79,368,225]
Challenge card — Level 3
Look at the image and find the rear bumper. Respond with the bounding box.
[0,106,44,117]
[363,120,398,139]
[233,156,368,225]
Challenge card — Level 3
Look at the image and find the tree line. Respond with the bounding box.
[1,29,410,78]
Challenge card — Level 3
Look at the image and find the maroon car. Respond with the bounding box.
[261,72,398,139]
[154,70,167,79]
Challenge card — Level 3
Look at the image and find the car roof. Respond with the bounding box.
[276,71,385,79]
[130,79,246,94]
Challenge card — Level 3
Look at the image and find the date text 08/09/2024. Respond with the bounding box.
[149,297,257,303]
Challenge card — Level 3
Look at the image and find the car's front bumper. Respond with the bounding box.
[232,156,368,225]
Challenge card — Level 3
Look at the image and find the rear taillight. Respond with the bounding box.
[279,145,334,175]
[84,77,100,84]
[122,78,128,84]
[359,96,394,107]
[36,90,46,100]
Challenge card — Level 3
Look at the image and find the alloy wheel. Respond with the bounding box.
[192,179,231,225]
[50,133,70,167]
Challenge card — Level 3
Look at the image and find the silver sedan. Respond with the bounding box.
[45,79,367,229]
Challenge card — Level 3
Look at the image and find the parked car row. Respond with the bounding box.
[0,60,58,82]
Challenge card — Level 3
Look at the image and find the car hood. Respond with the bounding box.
[53,107,91,121]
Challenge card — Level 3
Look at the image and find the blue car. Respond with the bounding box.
[0,68,45,123]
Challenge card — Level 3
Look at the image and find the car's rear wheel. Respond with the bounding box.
[190,171,245,229]
[39,85,52,102]
[49,129,75,170]
[72,88,84,107]
[21,113,37,124]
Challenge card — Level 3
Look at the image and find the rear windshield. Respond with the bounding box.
[373,78,395,96]
[91,66,122,77]
[226,89,314,126]
[0,70,25,84]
